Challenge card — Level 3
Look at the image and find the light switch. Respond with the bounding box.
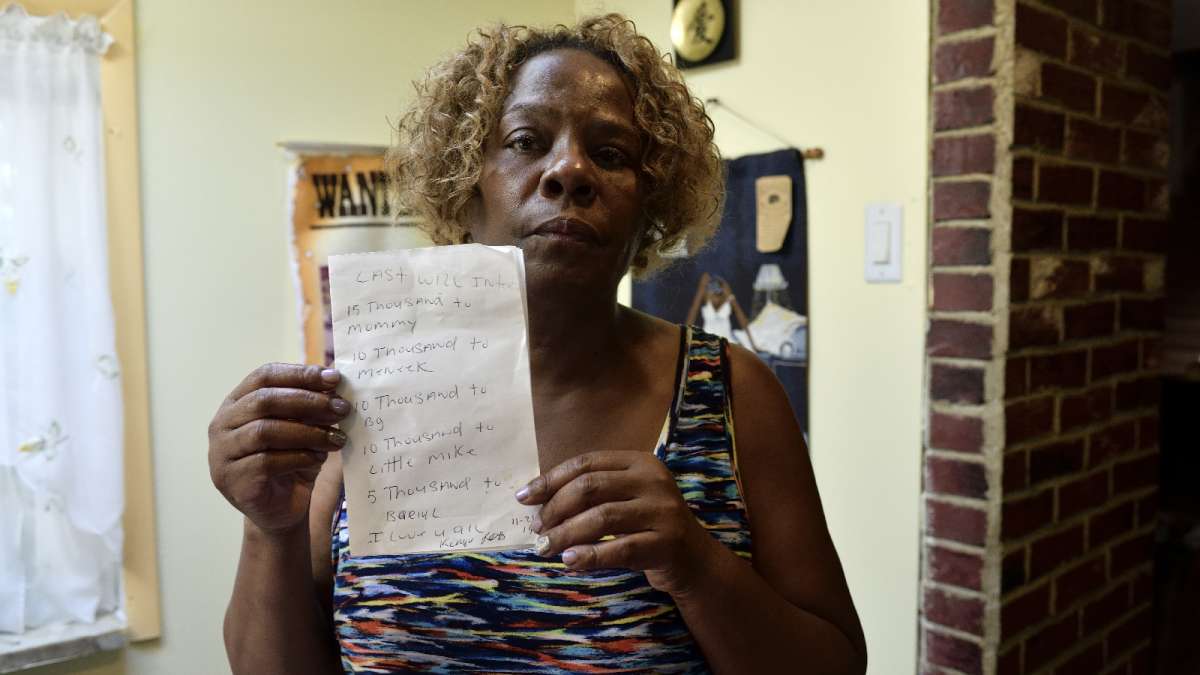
[865,203,902,283]
[867,221,891,264]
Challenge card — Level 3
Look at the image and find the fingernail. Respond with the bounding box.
[535,535,550,555]
[320,368,340,384]
[531,514,543,533]
[561,549,578,565]
[328,430,348,446]
[329,398,350,415]
[515,486,531,502]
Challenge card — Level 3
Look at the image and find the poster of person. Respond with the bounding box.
[284,142,432,365]
[633,148,809,433]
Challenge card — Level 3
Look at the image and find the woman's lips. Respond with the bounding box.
[529,217,600,244]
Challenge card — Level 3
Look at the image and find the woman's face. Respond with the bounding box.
[466,48,646,291]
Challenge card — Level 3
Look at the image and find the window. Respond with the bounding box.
[0,1,159,669]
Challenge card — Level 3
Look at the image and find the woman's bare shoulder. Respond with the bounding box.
[619,305,684,352]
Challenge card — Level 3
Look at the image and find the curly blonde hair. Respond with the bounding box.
[385,13,724,277]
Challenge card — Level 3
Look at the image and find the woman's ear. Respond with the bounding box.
[632,218,659,269]
[458,192,481,244]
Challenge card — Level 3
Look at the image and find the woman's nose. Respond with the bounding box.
[539,139,596,205]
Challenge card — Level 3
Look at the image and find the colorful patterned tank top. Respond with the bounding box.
[331,327,752,673]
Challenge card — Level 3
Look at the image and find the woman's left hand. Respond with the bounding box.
[516,450,724,597]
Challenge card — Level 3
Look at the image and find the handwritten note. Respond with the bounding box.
[328,244,540,556]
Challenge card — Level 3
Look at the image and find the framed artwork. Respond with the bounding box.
[634,148,809,433]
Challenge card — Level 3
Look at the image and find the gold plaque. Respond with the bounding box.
[671,0,726,63]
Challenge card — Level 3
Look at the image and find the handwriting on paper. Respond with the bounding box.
[328,244,540,556]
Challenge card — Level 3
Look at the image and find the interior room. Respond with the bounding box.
[0,1,1194,673]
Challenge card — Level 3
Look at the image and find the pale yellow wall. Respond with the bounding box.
[29,1,927,672]
[581,1,929,672]
[28,1,575,674]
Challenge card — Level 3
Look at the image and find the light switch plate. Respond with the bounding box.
[865,202,902,283]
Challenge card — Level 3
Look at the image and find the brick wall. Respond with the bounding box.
[1000,0,1169,672]
[922,0,1170,673]
[925,1,1007,672]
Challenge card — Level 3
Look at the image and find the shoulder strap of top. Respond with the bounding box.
[660,327,752,537]
[666,326,733,449]
[665,324,689,439]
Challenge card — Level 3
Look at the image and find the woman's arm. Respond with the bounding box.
[223,455,344,675]
[210,364,348,675]
[668,344,867,674]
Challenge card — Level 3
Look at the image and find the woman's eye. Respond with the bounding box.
[595,147,629,168]
[507,134,538,152]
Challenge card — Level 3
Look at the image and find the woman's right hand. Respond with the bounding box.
[208,363,350,534]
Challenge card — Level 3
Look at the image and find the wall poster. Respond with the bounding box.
[284,142,432,365]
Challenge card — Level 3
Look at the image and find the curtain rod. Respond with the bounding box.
[704,97,825,160]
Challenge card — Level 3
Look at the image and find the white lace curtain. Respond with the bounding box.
[0,3,123,633]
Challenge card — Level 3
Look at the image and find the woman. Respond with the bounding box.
[208,14,865,674]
